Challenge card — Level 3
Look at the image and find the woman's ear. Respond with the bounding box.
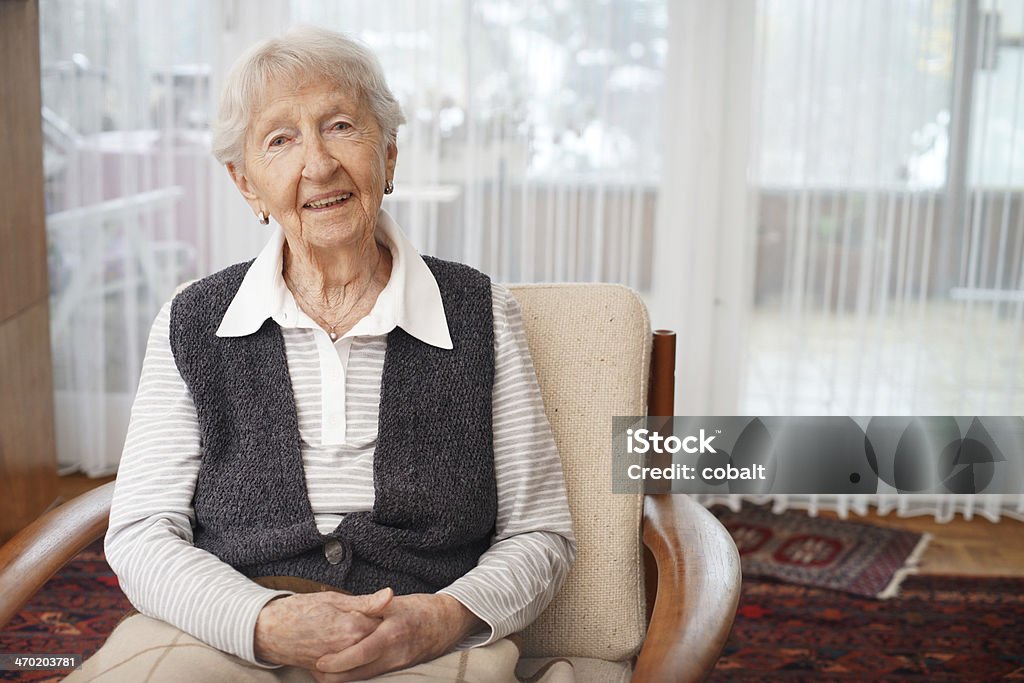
[385,143,398,182]
[226,162,260,206]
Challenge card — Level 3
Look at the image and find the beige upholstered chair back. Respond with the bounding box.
[507,284,651,661]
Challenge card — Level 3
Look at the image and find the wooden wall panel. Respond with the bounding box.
[0,302,58,540]
[0,0,58,541]
[0,0,48,320]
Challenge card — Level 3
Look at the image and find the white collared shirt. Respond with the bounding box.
[216,210,453,347]
[104,212,576,665]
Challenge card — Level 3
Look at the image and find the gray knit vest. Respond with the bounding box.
[168,256,496,595]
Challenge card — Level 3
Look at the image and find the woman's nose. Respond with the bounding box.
[301,135,339,181]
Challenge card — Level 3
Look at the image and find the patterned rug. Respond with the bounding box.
[711,574,1024,681]
[713,503,930,598]
[3,538,1022,681]
[0,541,130,682]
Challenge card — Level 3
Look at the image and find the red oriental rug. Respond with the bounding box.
[711,574,1024,681]
[0,541,129,682]
[713,503,930,598]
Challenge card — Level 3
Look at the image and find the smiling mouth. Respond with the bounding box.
[304,192,352,209]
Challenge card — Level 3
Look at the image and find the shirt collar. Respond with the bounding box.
[215,209,453,350]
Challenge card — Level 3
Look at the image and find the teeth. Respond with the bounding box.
[306,193,351,208]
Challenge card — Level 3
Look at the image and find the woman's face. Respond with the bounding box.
[229,79,397,253]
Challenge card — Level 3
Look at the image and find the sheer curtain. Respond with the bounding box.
[40,0,216,475]
[677,0,1024,521]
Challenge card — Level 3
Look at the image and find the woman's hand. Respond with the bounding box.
[253,588,393,669]
[310,593,484,682]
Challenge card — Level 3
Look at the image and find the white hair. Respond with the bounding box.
[211,26,405,170]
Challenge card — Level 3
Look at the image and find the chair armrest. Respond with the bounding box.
[0,482,115,628]
[632,494,741,683]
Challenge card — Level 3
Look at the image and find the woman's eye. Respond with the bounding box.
[332,121,351,131]
[269,136,287,147]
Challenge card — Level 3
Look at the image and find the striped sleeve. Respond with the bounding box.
[103,301,290,665]
[438,284,577,646]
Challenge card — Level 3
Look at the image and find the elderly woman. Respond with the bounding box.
[67,26,575,683]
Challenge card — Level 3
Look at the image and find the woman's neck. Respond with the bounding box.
[281,236,393,336]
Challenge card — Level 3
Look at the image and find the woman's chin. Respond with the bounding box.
[291,218,375,253]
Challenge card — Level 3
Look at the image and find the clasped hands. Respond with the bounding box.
[254,588,483,682]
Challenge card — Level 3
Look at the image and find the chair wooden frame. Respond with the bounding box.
[633,330,742,681]
[0,330,741,682]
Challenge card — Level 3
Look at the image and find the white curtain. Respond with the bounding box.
[40,0,216,475]
[40,0,1024,520]
[670,0,1024,520]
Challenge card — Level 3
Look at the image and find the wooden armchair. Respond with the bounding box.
[0,283,740,682]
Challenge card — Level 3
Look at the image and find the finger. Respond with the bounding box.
[359,587,394,616]
[316,625,392,673]
[327,587,394,616]
[324,612,383,652]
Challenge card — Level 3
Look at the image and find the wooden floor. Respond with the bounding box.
[57,474,1024,577]
[57,473,115,502]
[820,508,1024,577]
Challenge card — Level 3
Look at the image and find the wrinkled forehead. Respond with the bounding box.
[245,68,370,133]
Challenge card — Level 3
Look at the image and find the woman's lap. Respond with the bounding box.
[61,614,523,683]
[61,614,311,682]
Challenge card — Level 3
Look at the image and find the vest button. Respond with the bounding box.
[324,539,346,565]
